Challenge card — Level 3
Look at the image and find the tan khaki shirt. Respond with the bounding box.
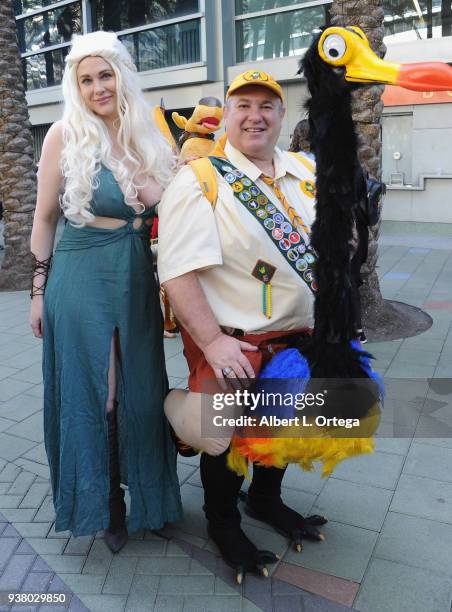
[158,141,316,333]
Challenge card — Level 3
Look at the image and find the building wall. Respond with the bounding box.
[19,1,452,223]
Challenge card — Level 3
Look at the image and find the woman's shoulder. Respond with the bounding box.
[46,120,64,142]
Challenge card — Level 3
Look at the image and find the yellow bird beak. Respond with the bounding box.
[318,26,452,92]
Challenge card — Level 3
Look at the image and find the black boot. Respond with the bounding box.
[201,450,277,583]
[104,409,128,553]
[246,465,327,553]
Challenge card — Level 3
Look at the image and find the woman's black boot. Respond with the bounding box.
[104,409,128,553]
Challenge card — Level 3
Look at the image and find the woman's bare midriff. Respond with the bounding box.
[86,215,154,230]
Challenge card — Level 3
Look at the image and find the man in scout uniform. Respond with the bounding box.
[158,70,324,582]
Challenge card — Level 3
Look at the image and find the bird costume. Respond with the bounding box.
[225,27,452,477]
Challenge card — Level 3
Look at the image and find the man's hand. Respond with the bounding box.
[203,334,258,385]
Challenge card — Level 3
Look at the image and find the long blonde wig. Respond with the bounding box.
[60,31,176,226]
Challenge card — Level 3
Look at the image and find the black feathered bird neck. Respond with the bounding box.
[296,30,369,380]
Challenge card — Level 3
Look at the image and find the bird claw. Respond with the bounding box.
[259,565,269,577]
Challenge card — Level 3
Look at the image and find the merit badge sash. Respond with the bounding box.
[209,156,317,294]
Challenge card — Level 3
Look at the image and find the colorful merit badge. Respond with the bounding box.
[251,259,276,319]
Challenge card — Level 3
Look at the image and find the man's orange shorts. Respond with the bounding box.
[179,327,311,393]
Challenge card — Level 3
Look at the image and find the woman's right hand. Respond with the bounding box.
[30,296,44,338]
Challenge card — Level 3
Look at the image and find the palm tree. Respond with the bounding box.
[330,0,388,331]
[0,0,36,290]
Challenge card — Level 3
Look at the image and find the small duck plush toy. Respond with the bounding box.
[172,96,223,160]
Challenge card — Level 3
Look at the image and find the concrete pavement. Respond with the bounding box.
[0,221,451,612]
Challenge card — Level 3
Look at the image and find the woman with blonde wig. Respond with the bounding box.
[29,31,182,550]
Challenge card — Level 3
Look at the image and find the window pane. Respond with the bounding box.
[119,19,200,71]
[22,46,68,90]
[14,0,54,17]
[384,0,452,41]
[236,5,330,62]
[236,0,319,16]
[94,0,199,31]
[17,2,82,54]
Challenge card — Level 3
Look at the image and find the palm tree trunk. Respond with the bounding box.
[330,0,387,327]
[0,0,36,290]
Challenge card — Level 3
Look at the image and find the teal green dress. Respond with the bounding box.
[43,165,183,536]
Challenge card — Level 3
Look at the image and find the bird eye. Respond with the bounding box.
[322,34,347,62]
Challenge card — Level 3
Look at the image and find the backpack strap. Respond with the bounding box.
[288,151,315,174]
[187,157,218,208]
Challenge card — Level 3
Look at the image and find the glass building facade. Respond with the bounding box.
[15,0,202,90]
[14,0,452,92]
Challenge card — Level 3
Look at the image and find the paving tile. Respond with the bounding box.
[153,595,184,612]
[374,437,411,455]
[5,347,43,370]
[136,556,190,575]
[31,557,52,572]
[103,555,138,595]
[0,365,21,381]
[313,478,392,531]
[82,539,113,575]
[284,520,378,582]
[10,363,43,385]
[375,511,452,577]
[32,497,55,524]
[157,575,214,595]
[0,462,22,482]
[0,554,36,590]
[14,459,50,480]
[390,473,452,524]
[40,553,85,574]
[21,443,47,465]
[20,482,49,508]
[175,484,209,540]
[164,337,184,359]
[59,573,105,595]
[23,384,44,399]
[118,538,166,557]
[0,416,16,432]
[24,537,68,555]
[354,558,452,612]
[6,412,44,443]
[166,355,189,379]
[274,562,359,608]
[0,508,37,522]
[280,464,328,495]
[22,571,53,592]
[0,393,43,422]
[0,434,37,461]
[7,471,36,496]
[177,463,197,485]
[68,596,90,612]
[76,594,127,612]
[0,379,35,402]
[188,559,214,575]
[403,441,452,482]
[16,540,37,554]
[2,523,20,537]
[0,537,20,571]
[124,575,159,611]
[0,494,23,508]
[177,454,200,468]
[64,535,94,555]
[183,595,242,612]
[329,450,404,490]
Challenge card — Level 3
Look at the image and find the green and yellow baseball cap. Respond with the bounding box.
[226,70,284,102]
